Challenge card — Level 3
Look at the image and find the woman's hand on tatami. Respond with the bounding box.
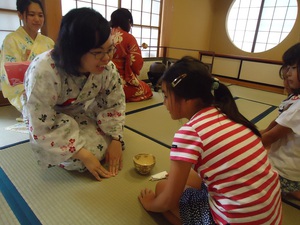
[73,147,113,181]
[105,140,123,175]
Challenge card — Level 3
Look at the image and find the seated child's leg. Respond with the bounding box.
[186,169,202,189]
[162,211,182,225]
[155,180,182,224]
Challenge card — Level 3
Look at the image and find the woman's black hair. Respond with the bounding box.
[282,42,300,66]
[161,56,261,137]
[282,42,300,85]
[110,8,133,32]
[51,8,111,75]
[17,0,44,14]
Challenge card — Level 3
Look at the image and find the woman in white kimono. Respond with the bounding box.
[22,8,126,181]
[0,0,54,112]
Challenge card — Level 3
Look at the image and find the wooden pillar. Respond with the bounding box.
[41,0,62,42]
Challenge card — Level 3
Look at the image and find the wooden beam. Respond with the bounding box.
[40,0,62,42]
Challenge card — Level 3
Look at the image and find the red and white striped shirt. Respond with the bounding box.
[171,107,282,225]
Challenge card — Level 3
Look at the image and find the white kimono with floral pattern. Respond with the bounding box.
[0,26,54,111]
[22,50,126,171]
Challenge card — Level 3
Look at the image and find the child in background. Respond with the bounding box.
[280,66,293,96]
[0,0,54,112]
[138,56,282,225]
[260,64,293,139]
[261,42,300,200]
[22,8,125,181]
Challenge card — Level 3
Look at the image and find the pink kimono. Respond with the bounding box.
[111,27,153,102]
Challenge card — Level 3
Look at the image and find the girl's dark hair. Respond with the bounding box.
[161,56,261,137]
[17,0,44,14]
[51,8,111,75]
[110,8,133,32]
[282,42,300,84]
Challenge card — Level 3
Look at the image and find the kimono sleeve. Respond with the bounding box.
[1,33,23,62]
[87,62,126,144]
[0,35,27,111]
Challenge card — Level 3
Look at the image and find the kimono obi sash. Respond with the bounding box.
[4,61,30,86]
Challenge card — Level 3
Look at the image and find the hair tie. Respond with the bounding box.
[212,78,219,90]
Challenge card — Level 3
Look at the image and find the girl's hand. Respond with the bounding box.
[138,188,155,211]
[73,148,112,181]
[105,140,123,175]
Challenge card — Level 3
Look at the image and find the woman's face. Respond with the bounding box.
[80,35,115,74]
[18,3,44,36]
[285,64,300,90]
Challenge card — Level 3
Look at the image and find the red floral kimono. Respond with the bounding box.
[111,27,153,102]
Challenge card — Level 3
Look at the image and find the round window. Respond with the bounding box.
[227,0,298,53]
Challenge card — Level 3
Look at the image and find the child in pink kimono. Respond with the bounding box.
[22,8,125,181]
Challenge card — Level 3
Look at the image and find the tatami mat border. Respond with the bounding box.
[124,125,171,149]
[126,102,163,115]
[236,97,279,107]
[0,140,29,151]
[282,198,300,210]
[124,96,279,151]
[0,167,41,225]
[250,106,277,124]
[2,88,298,218]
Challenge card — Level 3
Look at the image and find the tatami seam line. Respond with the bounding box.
[0,139,29,151]
[0,167,42,225]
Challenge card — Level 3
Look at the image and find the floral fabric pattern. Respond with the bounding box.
[0,26,54,111]
[22,50,126,171]
[111,27,152,102]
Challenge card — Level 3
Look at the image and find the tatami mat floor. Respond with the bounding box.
[0,84,299,225]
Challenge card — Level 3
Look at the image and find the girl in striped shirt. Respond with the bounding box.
[138,56,282,225]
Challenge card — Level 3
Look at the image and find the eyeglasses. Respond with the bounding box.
[89,46,116,60]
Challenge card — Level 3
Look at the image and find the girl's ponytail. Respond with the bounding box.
[214,82,261,137]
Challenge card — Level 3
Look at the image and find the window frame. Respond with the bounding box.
[61,0,163,58]
[227,0,298,53]
[0,8,21,47]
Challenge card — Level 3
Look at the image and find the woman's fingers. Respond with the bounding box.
[109,158,123,175]
[91,165,113,181]
[92,171,102,181]
[119,157,123,170]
